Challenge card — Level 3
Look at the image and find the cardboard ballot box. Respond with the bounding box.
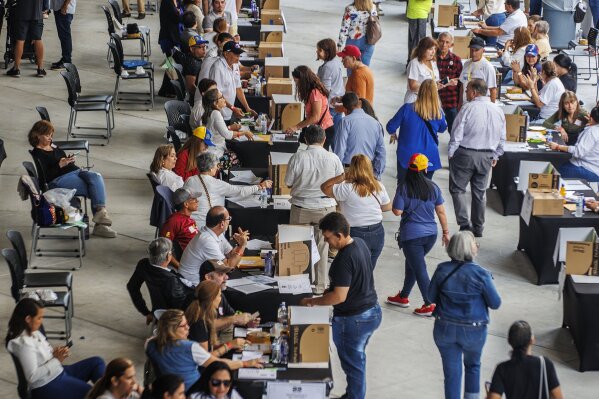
[437,5,459,27]
[522,189,564,216]
[269,151,293,196]
[517,161,561,192]
[260,24,284,42]
[266,77,293,96]
[264,57,289,78]
[288,306,330,368]
[261,0,280,9]
[275,224,313,278]
[505,110,527,142]
[452,35,470,59]
[261,9,284,25]
[270,94,302,131]
[554,228,599,276]
[259,42,284,58]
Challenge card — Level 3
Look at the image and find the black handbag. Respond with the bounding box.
[574,0,586,24]
[394,201,423,249]
[423,118,439,145]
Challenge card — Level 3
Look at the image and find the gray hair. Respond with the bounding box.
[197,152,219,173]
[468,78,488,97]
[303,125,326,145]
[148,237,173,265]
[446,231,477,262]
[438,31,454,41]
[534,20,549,35]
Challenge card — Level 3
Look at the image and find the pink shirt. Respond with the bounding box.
[305,89,334,130]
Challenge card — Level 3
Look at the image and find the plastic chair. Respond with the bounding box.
[108,0,151,58]
[563,27,598,82]
[170,79,185,101]
[36,106,50,121]
[22,161,38,180]
[166,126,182,152]
[164,100,191,132]
[9,353,31,399]
[108,42,155,110]
[109,33,153,70]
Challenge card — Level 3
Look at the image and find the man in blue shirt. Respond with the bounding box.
[334,92,386,179]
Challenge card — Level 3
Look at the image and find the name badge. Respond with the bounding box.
[575,119,583,126]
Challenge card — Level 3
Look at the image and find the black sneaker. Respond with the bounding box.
[36,68,47,77]
[6,67,20,77]
[50,60,65,70]
[136,12,145,20]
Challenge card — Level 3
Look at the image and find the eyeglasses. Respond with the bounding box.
[225,216,232,222]
[210,379,232,388]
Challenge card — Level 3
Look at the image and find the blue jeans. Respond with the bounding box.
[54,11,73,63]
[350,222,385,268]
[481,13,506,46]
[530,0,543,16]
[50,169,107,213]
[433,320,487,399]
[558,161,599,182]
[346,36,375,70]
[31,356,105,399]
[591,0,599,27]
[443,107,458,134]
[400,234,437,304]
[332,303,382,399]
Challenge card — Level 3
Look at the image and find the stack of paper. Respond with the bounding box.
[230,170,262,184]
[276,274,312,294]
[246,239,274,250]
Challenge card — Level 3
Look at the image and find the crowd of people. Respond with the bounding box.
[8,0,597,398]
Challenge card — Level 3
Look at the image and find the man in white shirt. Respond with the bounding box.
[178,206,249,286]
[458,37,497,105]
[286,125,344,294]
[449,79,506,238]
[472,0,527,48]
[208,41,256,121]
[471,0,505,47]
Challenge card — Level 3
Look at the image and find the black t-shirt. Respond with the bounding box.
[188,319,210,346]
[15,0,44,21]
[490,356,560,399]
[32,147,79,184]
[182,54,202,79]
[219,294,235,317]
[559,74,577,93]
[328,238,377,317]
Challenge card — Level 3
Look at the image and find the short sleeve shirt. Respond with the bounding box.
[209,57,241,120]
[459,58,497,102]
[392,183,444,241]
[405,59,440,103]
[178,226,233,286]
[202,11,232,30]
[538,78,565,119]
[188,319,210,345]
[16,0,43,20]
[498,9,528,45]
[305,89,333,130]
[159,213,199,251]
[333,182,390,227]
[490,356,560,399]
[182,55,203,80]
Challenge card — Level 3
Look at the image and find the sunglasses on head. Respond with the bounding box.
[210,379,232,388]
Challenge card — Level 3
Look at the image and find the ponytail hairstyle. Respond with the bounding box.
[86,358,134,399]
[184,280,221,349]
[5,298,43,346]
[508,320,533,361]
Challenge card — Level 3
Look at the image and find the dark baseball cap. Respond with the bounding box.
[200,259,233,281]
[223,41,245,55]
[468,37,486,50]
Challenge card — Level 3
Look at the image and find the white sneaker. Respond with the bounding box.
[93,224,117,238]
[135,66,146,76]
[121,70,129,78]
[92,209,113,226]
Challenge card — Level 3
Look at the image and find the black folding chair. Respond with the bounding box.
[9,353,31,399]
[108,42,155,110]
[108,0,151,58]
[170,79,185,101]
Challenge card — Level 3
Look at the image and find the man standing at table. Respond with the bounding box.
[458,37,497,105]
[471,0,527,49]
[333,92,386,179]
[300,212,381,399]
[178,206,249,287]
[286,125,344,294]
[437,32,463,133]
[449,79,505,238]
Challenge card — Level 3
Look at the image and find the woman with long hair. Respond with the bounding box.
[512,44,543,91]
[191,78,218,130]
[553,53,577,93]
[317,38,345,128]
[337,0,378,66]
[150,374,186,399]
[499,26,533,67]
[404,37,441,104]
[173,127,212,181]
[487,321,563,399]
[523,61,566,121]
[386,153,450,317]
[386,79,447,184]
[188,361,243,399]
[185,280,246,354]
[428,231,501,399]
[286,65,335,149]
[150,144,184,191]
[145,309,262,391]
[543,91,589,145]
[6,298,106,399]
[321,154,391,267]
[86,358,143,399]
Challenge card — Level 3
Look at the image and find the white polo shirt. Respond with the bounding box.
[178,225,233,286]
[458,58,497,102]
[498,8,527,46]
[208,56,241,120]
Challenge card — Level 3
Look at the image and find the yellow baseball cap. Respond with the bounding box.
[192,126,215,147]
[408,153,432,172]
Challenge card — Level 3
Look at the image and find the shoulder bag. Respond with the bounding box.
[366,13,382,45]
[394,199,423,249]
[538,356,550,399]
[423,118,439,146]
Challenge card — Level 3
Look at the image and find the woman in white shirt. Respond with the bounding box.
[499,26,532,67]
[321,154,391,267]
[405,37,441,104]
[183,152,272,227]
[202,89,253,158]
[86,358,143,399]
[6,298,106,399]
[150,144,184,192]
[523,60,566,121]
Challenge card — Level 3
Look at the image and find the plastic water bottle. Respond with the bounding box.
[277,302,288,325]
[255,78,262,97]
[251,0,259,22]
[264,251,273,277]
[260,113,268,134]
[270,338,281,364]
[522,110,529,134]
[575,195,584,217]
[259,188,268,208]
[279,333,289,364]
[576,28,583,43]
[546,133,553,145]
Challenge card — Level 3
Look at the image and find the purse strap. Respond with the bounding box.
[198,175,212,208]
[539,356,549,399]
[438,261,466,292]
[423,118,440,146]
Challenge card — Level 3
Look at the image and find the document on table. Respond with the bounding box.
[247,274,277,284]
[266,382,327,399]
[231,282,272,295]
[504,142,529,153]
[246,239,274,250]
[229,197,263,208]
[230,170,262,184]
[507,100,534,106]
[571,275,599,284]
[238,368,277,380]
[276,274,312,294]
[233,327,262,338]
[227,277,255,288]
[233,352,270,362]
[563,180,592,191]
[270,151,294,165]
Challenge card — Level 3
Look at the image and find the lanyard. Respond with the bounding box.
[467,60,482,81]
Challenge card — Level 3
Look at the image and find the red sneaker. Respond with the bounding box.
[413,303,435,317]
[386,292,410,308]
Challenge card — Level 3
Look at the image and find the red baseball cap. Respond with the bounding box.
[337,45,361,60]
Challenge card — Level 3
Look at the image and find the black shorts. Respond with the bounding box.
[12,19,44,41]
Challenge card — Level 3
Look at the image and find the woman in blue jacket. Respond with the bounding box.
[428,231,501,399]
[386,79,447,184]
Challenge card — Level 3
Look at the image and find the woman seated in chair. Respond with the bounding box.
[145,309,263,392]
[173,127,215,182]
[187,361,243,399]
[6,298,106,399]
[150,144,184,191]
[512,44,543,91]
[28,121,117,238]
[86,357,143,399]
[543,91,589,145]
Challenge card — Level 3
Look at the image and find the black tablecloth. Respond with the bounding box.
[491,134,571,215]
[518,210,599,285]
[238,22,261,42]
[563,275,599,371]
[224,269,310,323]
[235,95,270,116]
[236,367,333,399]
[227,136,299,168]
[226,199,290,240]
[0,138,6,168]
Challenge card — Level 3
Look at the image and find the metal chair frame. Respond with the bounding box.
[108,42,155,110]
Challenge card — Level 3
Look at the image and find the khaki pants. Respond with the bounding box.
[289,205,336,292]
[122,0,145,14]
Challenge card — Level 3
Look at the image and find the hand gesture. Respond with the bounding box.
[58,157,75,168]
[245,359,264,368]
[284,125,298,135]
[243,131,254,140]
[235,312,252,325]
[511,60,521,74]
[558,128,568,143]
[258,180,273,189]
[248,109,258,118]
[53,346,70,362]
[233,228,249,246]
[548,141,559,151]
[247,317,261,328]
[231,338,247,350]
[229,123,242,131]
[529,67,539,82]
[232,107,245,118]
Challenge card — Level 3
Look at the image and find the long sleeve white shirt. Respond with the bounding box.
[501,45,525,67]
[156,168,184,192]
[206,110,234,158]
[7,331,63,389]
[448,96,506,160]
[569,125,599,177]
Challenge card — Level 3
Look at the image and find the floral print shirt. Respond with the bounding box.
[337,4,377,50]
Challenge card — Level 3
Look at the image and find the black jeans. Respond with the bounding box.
[54,11,73,62]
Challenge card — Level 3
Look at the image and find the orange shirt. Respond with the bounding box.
[305,89,334,130]
[346,65,374,104]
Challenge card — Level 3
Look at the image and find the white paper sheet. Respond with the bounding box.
[571,275,599,283]
[229,197,263,208]
[504,142,529,153]
[241,350,264,361]
[276,274,312,294]
[234,327,248,337]
[266,382,327,399]
[227,277,255,288]
[237,368,277,380]
[507,100,534,106]
[270,151,294,165]
[246,239,274,250]
[231,283,272,294]
[230,170,262,184]
[247,274,277,284]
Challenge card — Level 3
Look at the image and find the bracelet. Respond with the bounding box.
[242,360,248,368]
[235,246,244,256]
[225,342,233,350]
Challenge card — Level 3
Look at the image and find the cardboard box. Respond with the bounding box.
[260,24,284,42]
[437,5,459,27]
[554,228,599,275]
[259,42,284,58]
[264,57,289,78]
[528,164,560,191]
[261,0,281,11]
[288,306,330,368]
[269,151,294,195]
[505,112,527,142]
[270,94,302,131]
[261,9,284,25]
[453,36,470,59]
[527,189,564,216]
[276,225,313,278]
[266,77,293,96]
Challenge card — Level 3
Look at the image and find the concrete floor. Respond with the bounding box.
[0,0,598,397]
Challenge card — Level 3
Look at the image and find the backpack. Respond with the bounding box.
[574,0,587,24]
[366,15,382,45]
